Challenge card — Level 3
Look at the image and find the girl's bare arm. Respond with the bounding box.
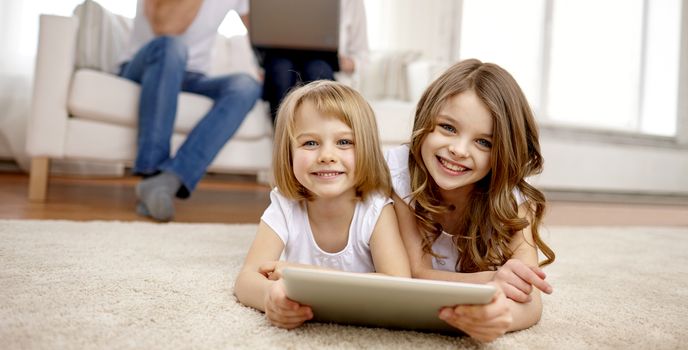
[369,204,411,277]
[233,221,285,311]
[499,204,553,331]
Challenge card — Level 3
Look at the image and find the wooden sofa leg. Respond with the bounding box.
[28,157,50,202]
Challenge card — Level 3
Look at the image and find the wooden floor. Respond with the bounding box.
[1,171,688,226]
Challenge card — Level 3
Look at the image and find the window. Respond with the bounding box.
[458,0,682,136]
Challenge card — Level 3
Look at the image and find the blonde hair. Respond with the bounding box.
[409,59,555,272]
[272,80,391,201]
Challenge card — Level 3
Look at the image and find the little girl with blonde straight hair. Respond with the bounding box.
[234,80,411,329]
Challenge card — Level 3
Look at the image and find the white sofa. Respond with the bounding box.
[26,11,446,201]
[26,14,273,201]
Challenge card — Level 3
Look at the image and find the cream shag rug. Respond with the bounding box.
[1,220,687,349]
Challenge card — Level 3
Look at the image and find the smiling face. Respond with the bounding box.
[291,101,357,201]
[420,90,494,196]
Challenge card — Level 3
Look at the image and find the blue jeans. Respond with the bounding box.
[119,36,261,197]
[262,51,335,122]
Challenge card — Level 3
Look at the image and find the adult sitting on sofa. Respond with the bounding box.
[120,0,262,222]
[25,0,274,208]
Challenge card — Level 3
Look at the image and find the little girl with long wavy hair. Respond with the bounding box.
[387,59,556,341]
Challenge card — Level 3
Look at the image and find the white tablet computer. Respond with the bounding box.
[282,267,496,333]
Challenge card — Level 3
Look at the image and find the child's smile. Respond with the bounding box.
[437,156,470,174]
[421,90,493,193]
[292,101,357,200]
[310,170,345,178]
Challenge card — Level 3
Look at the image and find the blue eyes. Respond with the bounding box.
[439,124,456,133]
[301,139,354,147]
[476,139,492,148]
[437,123,492,149]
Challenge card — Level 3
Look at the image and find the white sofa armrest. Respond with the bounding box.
[26,15,79,158]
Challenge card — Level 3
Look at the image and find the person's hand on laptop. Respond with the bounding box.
[492,259,553,303]
[264,279,313,329]
[438,282,512,342]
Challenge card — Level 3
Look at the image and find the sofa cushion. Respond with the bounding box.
[63,118,272,172]
[73,0,132,74]
[67,69,272,140]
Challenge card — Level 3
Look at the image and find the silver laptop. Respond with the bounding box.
[249,0,340,52]
[282,267,496,333]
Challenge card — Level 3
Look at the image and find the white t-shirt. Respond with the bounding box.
[384,145,526,272]
[121,0,248,74]
[261,188,393,273]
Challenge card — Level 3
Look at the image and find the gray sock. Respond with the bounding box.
[136,202,150,217]
[135,171,181,222]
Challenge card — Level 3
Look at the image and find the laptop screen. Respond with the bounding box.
[249,0,340,52]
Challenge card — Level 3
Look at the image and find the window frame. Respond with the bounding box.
[456,0,687,145]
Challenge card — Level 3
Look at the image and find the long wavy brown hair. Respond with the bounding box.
[408,59,555,272]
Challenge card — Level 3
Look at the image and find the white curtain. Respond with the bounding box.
[364,0,459,61]
[0,0,133,171]
[0,1,81,170]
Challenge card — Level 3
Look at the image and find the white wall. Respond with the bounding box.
[365,0,457,61]
[534,135,688,195]
[533,1,688,196]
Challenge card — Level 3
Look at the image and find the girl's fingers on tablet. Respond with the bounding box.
[454,305,506,322]
[277,307,312,321]
[270,317,306,329]
[258,261,277,274]
[462,325,508,342]
[442,313,510,342]
[266,304,312,328]
[274,295,301,311]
